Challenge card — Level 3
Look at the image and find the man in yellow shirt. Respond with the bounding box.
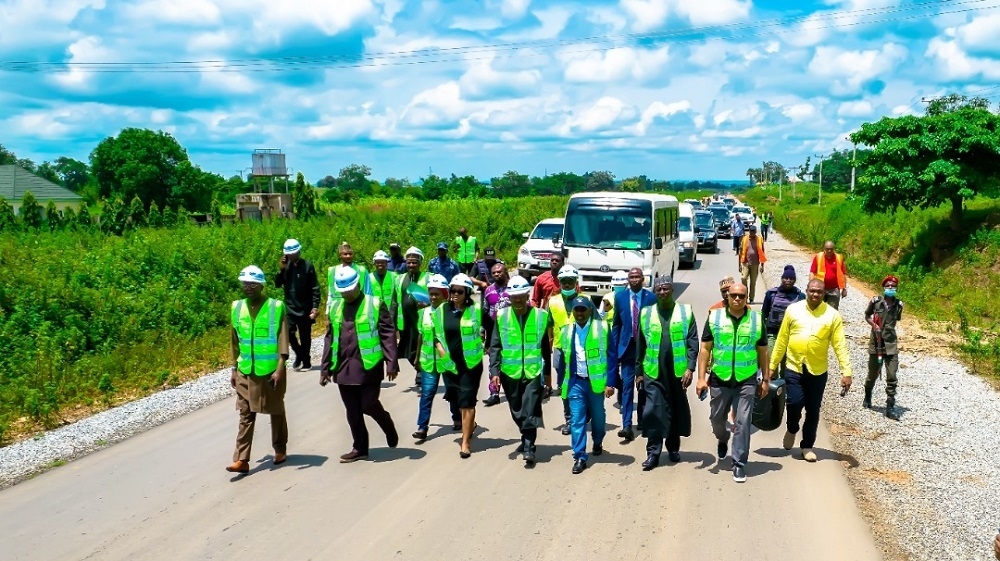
[768,278,852,462]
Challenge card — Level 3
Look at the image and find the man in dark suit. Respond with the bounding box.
[608,267,657,441]
[320,267,400,463]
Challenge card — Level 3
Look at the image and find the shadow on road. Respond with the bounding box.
[677,451,717,470]
[755,446,860,468]
[369,447,428,463]
[590,450,636,467]
[463,436,520,453]
[275,454,329,470]
[506,443,571,463]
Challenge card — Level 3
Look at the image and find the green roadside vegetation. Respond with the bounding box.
[744,183,1000,377]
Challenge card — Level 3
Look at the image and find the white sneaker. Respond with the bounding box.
[801,448,817,462]
[782,430,795,450]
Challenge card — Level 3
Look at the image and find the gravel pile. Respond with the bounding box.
[758,229,1000,561]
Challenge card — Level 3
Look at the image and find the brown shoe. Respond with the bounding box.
[273,453,287,465]
[339,450,368,463]
[226,460,249,473]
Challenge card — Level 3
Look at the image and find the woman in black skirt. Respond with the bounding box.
[434,273,484,458]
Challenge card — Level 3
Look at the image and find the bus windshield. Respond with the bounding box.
[564,202,652,250]
[678,217,692,232]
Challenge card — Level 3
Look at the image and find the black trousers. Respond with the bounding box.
[288,316,313,364]
[338,383,397,454]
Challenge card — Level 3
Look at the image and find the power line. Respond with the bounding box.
[1,0,995,74]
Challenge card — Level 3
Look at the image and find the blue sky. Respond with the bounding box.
[2,0,1000,182]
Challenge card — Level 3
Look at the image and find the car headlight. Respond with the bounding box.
[519,247,529,256]
[682,242,694,248]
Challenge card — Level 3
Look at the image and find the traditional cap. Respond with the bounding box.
[611,270,628,286]
[405,246,424,260]
[484,247,496,256]
[238,265,265,284]
[558,265,580,279]
[653,275,673,288]
[436,242,449,250]
[283,239,301,255]
[882,275,899,287]
[427,274,449,291]
[719,275,735,290]
[571,296,593,310]
[507,275,531,296]
[373,250,390,262]
[782,265,796,279]
[334,266,360,293]
[450,273,474,290]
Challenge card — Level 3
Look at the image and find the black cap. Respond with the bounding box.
[484,247,496,256]
[572,296,593,310]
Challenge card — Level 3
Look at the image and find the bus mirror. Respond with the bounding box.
[655,237,663,250]
[551,232,561,244]
[694,227,701,234]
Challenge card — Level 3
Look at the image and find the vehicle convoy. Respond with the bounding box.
[683,198,703,210]
[517,218,564,282]
[732,204,754,225]
[694,210,718,252]
[561,192,679,299]
[708,205,732,238]
[678,202,698,267]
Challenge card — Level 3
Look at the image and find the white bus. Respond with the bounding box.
[560,192,680,299]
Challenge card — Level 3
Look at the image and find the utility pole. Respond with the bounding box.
[814,153,825,206]
[850,143,857,193]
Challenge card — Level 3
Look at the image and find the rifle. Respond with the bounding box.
[872,314,885,373]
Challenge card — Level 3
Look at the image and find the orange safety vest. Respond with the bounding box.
[739,236,767,264]
[814,253,845,289]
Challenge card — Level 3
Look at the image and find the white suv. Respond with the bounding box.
[732,205,755,225]
[517,218,564,283]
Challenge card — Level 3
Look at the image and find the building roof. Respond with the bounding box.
[0,165,83,203]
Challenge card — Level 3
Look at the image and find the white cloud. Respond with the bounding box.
[400,82,466,128]
[953,13,1000,55]
[807,43,908,96]
[782,103,817,122]
[925,38,1000,80]
[620,0,749,31]
[458,59,542,100]
[124,0,222,26]
[837,100,873,118]
[214,0,376,40]
[561,46,669,83]
[559,97,636,134]
[501,0,531,19]
[620,0,670,32]
[50,36,117,90]
[703,126,761,139]
[0,0,105,47]
[633,100,692,135]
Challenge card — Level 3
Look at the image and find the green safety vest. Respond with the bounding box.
[497,307,548,380]
[418,305,447,374]
[397,271,430,331]
[455,235,477,263]
[370,271,398,306]
[559,320,608,398]
[708,308,761,383]
[327,264,372,312]
[760,214,771,225]
[639,303,693,380]
[328,295,384,372]
[433,303,484,373]
[548,294,574,350]
[232,298,285,377]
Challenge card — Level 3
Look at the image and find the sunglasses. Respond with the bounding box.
[451,289,467,295]
[728,293,748,299]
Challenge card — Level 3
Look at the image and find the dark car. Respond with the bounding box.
[709,206,732,238]
[694,211,718,252]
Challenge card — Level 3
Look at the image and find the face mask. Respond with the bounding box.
[883,288,897,298]
[561,288,577,297]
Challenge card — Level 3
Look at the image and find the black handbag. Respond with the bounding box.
[752,377,786,431]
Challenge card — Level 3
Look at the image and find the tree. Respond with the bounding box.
[20,191,42,231]
[210,198,223,226]
[45,201,61,231]
[490,170,531,198]
[316,175,337,188]
[127,195,145,228]
[62,205,77,230]
[175,205,188,226]
[77,203,93,230]
[621,177,643,192]
[161,204,176,228]
[292,172,319,219]
[101,197,127,235]
[337,164,373,195]
[851,94,1000,231]
[0,144,16,165]
[585,170,615,191]
[53,157,91,193]
[146,201,163,228]
[797,156,811,182]
[420,174,448,200]
[0,197,18,231]
[89,128,190,210]
[36,162,61,185]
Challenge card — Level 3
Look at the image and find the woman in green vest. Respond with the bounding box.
[454,227,478,275]
[488,275,547,466]
[413,274,460,442]
[434,273,484,458]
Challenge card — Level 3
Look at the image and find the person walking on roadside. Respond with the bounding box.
[532,253,565,397]
[398,247,430,385]
[550,265,583,435]
[320,267,399,463]
[227,266,290,473]
[429,242,460,283]
[555,296,614,475]
[759,212,771,241]
[863,275,904,420]
[635,275,698,470]
[454,227,479,276]
[481,262,511,407]
[598,270,628,325]
[434,274,484,458]
[388,243,408,274]
[471,247,502,294]
[412,274,460,442]
[369,250,399,325]
[275,239,320,371]
[731,213,745,253]
[761,265,806,362]
[489,275,547,466]
[709,276,736,311]
[608,267,657,442]
[327,242,372,315]
[769,278,852,462]
[809,241,848,310]
[738,224,767,304]
[696,283,769,483]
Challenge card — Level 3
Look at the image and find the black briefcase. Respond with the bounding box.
[752,378,786,432]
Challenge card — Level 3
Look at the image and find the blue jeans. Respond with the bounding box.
[417,370,459,431]
[784,368,827,449]
[567,376,606,461]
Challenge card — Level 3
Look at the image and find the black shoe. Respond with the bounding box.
[668,451,681,463]
[592,444,603,456]
[572,459,587,474]
[523,446,536,465]
[717,440,728,460]
[386,429,399,448]
[452,422,461,431]
[561,425,571,436]
[515,442,525,453]
[617,427,634,441]
[543,386,553,399]
[483,394,501,407]
[863,389,872,409]
[642,455,659,471]
[292,358,302,371]
[412,429,427,441]
[301,362,312,371]
[886,398,899,420]
[733,465,746,483]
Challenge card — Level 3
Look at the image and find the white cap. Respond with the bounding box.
[507,275,531,296]
[611,270,628,286]
[450,273,474,290]
[405,246,424,260]
[283,239,301,255]
[334,266,360,293]
[238,265,266,284]
[373,250,389,262]
[557,265,580,280]
[427,274,449,291]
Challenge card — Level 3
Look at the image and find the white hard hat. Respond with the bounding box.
[373,250,390,262]
[238,265,266,284]
[405,246,424,260]
[611,270,628,286]
[507,275,531,296]
[334,266,360,293]
[427,274,449,291]
[282,239,301,255]
[450,273,474,290]
[557,265,580,280]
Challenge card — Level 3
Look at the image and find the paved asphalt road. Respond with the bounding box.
[0,239,881,561]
